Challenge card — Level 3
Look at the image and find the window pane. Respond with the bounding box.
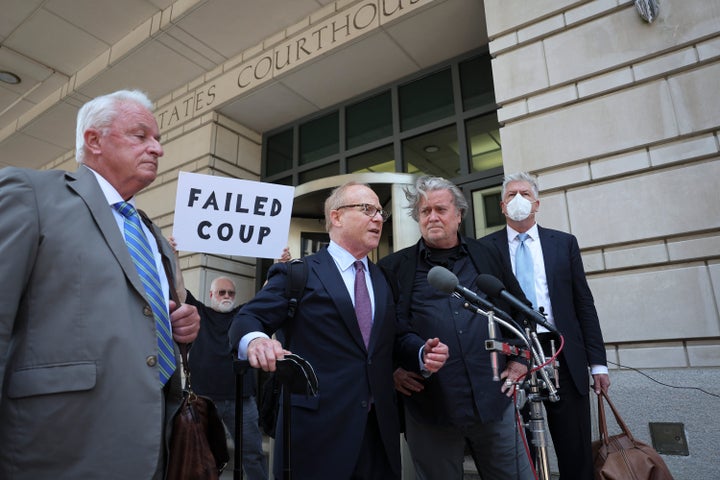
[273,176,293,186]
[348,145,395,173]
[472,186,504,238]
[299,162,339,183]
[346,91,392,150]
[460,54,495,111]
[265,128,293,176]
[402,124,459,178]
[399,69,454,131]
[466,113,502,173]
[300,112,339,165]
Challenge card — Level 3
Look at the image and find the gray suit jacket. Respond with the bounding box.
[0,166,183,479]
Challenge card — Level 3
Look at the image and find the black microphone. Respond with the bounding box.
[427,266,498,313]
[475,274,559,334]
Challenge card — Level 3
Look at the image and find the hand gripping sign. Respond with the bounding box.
[172,172,295,259]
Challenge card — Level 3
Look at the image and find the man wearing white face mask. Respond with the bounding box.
[482,172,610,480]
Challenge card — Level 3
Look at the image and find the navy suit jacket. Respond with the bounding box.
[378,237,529,426]
[229,247,424,479]
[482,226,607,396]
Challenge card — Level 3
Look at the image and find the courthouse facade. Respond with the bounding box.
[2,0,718,476]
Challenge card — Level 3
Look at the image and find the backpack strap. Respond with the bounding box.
[285,259,307,320]
[280,259,307,349]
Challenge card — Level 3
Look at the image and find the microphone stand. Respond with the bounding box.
[524,328,558,480]
[458,298,558,480]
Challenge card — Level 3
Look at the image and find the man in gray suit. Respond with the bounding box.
[0,90,200,479]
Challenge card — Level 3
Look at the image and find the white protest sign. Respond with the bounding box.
[173,172,294,259]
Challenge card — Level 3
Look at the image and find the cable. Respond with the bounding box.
[607,360,720,399]
[513,391,539,480]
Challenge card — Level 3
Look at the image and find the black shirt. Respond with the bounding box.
[185,290,255,400]
[409,238,509,426]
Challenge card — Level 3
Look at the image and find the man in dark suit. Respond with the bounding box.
[482,171,610,480]
[0,90,200,479]
[379,176,534,480]
[229,181,449,479]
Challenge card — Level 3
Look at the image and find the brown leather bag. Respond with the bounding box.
[592,390,674,480]
[167,345,229,480]
[151,232,229,479]
[150,232,230,480]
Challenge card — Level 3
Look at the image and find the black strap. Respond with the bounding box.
[285,259,307,319]
[282,259,307,348]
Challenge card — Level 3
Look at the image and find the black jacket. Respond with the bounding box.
[379,237,530,426]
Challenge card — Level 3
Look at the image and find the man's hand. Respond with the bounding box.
[169,300,200,343]
[394,367,425,396]
[592,373,611,395]
[247,337,291,372]
[500,360,528,397]
[421,337,449,373]
[276,247,292,263]
[168,236,179,254]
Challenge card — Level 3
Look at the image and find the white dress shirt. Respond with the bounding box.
[505,224,608,376]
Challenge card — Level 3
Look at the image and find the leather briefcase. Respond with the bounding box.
[592,390,674,480]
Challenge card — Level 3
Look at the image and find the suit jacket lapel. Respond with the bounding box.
[65,166,147,299]
[396,243,421,317]
[497,230,512,267]
[486,230,512,272]
[367,261,388,350]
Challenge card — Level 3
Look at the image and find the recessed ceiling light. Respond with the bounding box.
[0,71,21,85]
[423,145,439,153]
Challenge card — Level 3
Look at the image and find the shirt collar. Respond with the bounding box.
[419,234,468,267]
[83,165,136,207]
[418,234,468,254]
[506,223,540,242]
[327,240,367,273]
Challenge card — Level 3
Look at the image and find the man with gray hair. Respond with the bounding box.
[379,175,534,479]
[0,89,200,478]
[482,171,609,480]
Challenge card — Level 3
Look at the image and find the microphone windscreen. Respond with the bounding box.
[427,266,458,294]
[476,274,505,297]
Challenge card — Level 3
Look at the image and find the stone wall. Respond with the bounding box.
[485,1,720,477]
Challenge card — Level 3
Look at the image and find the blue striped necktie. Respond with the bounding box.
[515,232,537,309]
[113,201,176,385]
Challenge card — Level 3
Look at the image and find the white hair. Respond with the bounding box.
[75,90,154,164]
[501,172,539,199]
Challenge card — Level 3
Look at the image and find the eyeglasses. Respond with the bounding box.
[216,289,235,297]
[336,203,390,222]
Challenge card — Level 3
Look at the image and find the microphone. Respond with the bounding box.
[427,266,497,313]
[475,274,559,334]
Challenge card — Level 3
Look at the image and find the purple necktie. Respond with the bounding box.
[354,260,372,347]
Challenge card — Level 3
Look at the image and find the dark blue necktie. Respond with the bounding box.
[515,232,537,309]
[113,201,176,385]
[354,260,372,347]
